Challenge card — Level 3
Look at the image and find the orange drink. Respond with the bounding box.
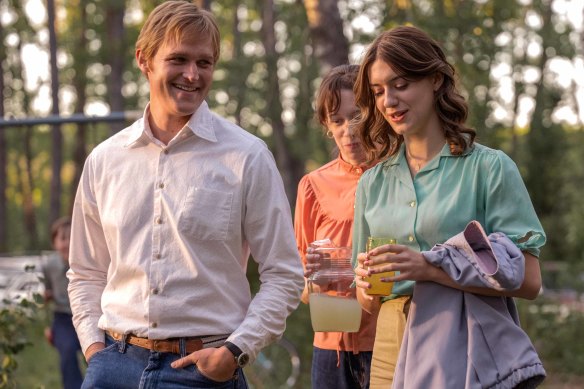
[364,237,396,296]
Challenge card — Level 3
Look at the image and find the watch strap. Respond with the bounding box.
[224,341,249,367]
[224,341,243,357]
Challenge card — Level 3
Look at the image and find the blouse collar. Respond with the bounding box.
[337,154,376,175]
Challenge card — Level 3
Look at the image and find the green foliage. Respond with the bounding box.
[0,296,42,388]
[3,123,111,252]
[518,296,584,375]
[11,311,63,389]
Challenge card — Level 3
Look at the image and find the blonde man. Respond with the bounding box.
[67,1,303,388]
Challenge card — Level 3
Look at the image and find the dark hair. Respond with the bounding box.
[315,64,359,128]
[353,26,476,162]
[50,217,71,244]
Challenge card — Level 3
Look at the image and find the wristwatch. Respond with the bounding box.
[224,341,250,368]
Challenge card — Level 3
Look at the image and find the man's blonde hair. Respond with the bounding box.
[136,1,220,63]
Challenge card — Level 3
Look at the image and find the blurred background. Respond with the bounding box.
[1,0,583,387]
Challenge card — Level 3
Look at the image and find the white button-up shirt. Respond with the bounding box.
[67,102,304,359]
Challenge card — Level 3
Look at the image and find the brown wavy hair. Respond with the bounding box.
[353,26,475,162]
[136,1,220,64]
[315,64,359,128]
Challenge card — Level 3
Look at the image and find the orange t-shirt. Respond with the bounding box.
[294,156,378,352]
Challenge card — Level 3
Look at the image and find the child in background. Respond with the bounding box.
[42,217,83,389]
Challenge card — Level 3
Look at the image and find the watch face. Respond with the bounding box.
[237,353,250,367]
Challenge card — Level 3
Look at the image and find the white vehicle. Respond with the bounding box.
[0,255,44,307]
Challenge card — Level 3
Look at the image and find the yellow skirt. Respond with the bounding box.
[369,296,411,389]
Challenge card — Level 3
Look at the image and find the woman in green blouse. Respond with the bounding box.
[351,26,545,388]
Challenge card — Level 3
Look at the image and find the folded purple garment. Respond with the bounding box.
[423,220,524,291]
[392,221,545,389]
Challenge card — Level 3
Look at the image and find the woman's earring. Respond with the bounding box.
[326,130,334,139]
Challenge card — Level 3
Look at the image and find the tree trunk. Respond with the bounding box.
[71,0,89,212]
[47,0,62,226]
[303,0,349,72]
[15,32,38,248]
[22,127,39,248]
[510,7,528,160]
[0,22,6,252]
[105,0,126,135]
[232,1,244,127]
[524,1,561,216]
[260,0,301,204]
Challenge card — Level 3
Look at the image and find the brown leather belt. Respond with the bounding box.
[107,331,215,354]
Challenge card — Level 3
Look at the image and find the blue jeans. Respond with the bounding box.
[52,312,83,389]
[311,347,372,389]
[82,335,248,389]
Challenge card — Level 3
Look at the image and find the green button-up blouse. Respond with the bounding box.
[352,142,546,300]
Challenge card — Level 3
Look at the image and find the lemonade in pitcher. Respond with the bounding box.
[307,246,362,332]
[309,294,361,332]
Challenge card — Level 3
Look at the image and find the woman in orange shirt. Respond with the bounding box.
[294,64,378,389]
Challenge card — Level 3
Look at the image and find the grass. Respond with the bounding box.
[12,317,64,388]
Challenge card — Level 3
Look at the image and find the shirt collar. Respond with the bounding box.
[337,154,376,175]
[385,141,474,167]
[124,101,217,148]
[185,101,217,143]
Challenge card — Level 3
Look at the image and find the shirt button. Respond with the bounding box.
[163,149,169,155]
[152,288,159,295]
[156,218,163,224]
[408,235,415,242]
[151,322,158,328]
[409,201,416,207]
[155,253,161,260]
[159,183,165,189]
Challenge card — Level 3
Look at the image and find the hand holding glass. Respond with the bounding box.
[364,237,397,296]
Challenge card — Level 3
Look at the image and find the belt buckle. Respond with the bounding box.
[152,339,163,352]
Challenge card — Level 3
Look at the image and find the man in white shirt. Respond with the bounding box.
[67,1,304,387]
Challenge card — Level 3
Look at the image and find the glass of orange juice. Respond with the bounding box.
[364,237,396,296]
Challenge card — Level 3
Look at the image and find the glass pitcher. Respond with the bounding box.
[307,245,362,332]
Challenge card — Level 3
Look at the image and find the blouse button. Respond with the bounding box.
[408,235,415,242]
[409,201,416,207]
